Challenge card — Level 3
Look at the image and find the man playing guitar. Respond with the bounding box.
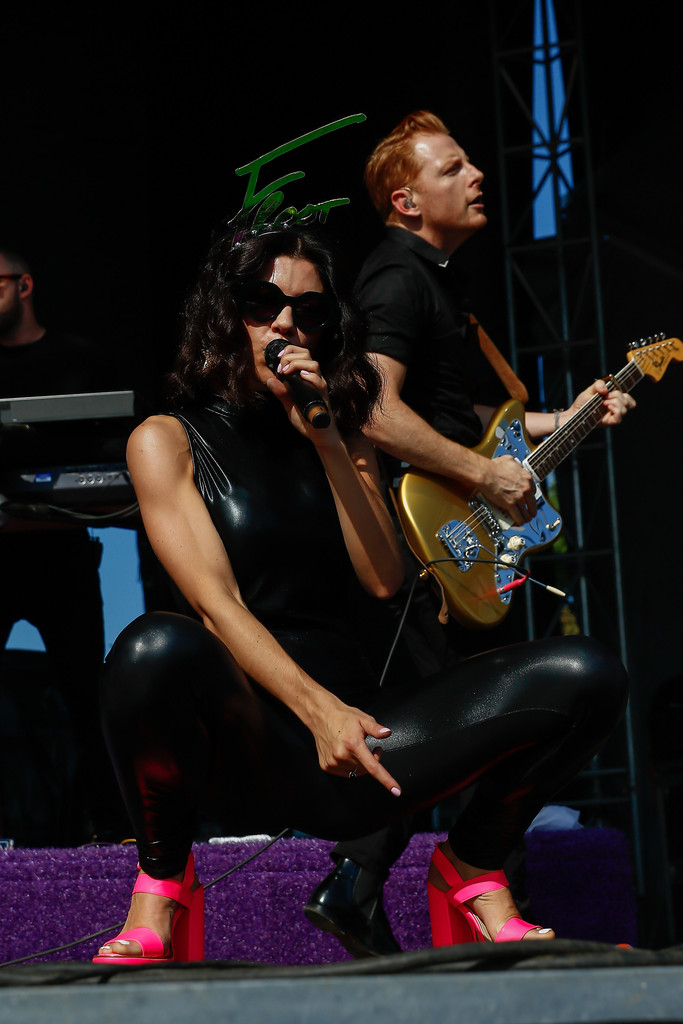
[303,110,634,959]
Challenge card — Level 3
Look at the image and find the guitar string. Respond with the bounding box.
[443,384,618,547]
[529,358,644,475]
[433,350,651,559]
[528,346,655,473]
[424,345,670,593]
[522,338,673,479]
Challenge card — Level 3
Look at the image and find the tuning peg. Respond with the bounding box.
[628,334,666,350]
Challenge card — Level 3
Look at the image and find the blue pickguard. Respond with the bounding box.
[437,417,562,605]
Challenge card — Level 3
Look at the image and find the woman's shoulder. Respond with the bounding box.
[127,414,190,467]
[131,412,187,443]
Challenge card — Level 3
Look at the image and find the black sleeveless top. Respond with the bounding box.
[172,395,378,702]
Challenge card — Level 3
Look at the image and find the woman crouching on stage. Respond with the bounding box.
[94,224,628,963]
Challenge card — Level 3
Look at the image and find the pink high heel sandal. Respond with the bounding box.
[428,844,546,945]
[93,852,204,964]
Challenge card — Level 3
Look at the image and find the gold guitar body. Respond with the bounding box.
[397,399,560,630]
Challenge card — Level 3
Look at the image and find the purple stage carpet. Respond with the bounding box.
[0,829,637,966]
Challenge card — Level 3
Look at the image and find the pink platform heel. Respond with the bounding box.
[428,844,546,945]
[93,852,204,964]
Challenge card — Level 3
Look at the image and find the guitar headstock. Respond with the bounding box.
[627,333,683,381]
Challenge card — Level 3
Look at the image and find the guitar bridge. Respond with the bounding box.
[437,520,481,572]
[437,496,505,572]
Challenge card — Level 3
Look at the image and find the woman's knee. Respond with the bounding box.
[541,634,629,724]
[562,634,626,691]
[461,634,628,728]
[100,611,255,721]
[100,612,211,716]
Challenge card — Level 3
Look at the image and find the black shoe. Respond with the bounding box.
[303,857,401,958]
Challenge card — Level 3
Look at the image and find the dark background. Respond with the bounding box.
[4,0,683,900]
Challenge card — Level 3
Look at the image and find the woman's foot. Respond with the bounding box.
[94,855,204,962]
[97,871,188,957]
[428,840,554,942]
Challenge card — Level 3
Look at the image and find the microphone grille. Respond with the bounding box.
[264,340,282,373]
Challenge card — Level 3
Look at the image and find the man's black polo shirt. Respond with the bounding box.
[356,227,505,448]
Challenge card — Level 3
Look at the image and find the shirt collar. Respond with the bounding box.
[385,226,452,268]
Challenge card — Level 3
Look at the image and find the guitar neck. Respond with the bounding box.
[528,360,644,481]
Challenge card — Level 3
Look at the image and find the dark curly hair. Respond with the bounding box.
[166,225,382,435]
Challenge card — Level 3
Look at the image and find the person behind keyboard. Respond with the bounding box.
[0,244,127,844]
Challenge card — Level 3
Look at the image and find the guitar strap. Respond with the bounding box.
[469,313,529,404]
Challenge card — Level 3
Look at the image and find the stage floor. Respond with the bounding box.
[2,944,683,1024]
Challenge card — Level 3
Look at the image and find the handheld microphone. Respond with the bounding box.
[264,340,331,429]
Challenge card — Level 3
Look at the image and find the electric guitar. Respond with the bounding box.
[396,334,683,629]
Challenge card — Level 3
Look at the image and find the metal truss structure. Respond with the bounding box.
[488,0,651,924]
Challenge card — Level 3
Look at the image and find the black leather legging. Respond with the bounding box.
[100,612,628,877]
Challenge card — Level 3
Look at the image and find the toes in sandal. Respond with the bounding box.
[93,852,204,964]
[428,844,546,946]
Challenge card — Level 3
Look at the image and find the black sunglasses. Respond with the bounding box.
[236,280,337,332]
